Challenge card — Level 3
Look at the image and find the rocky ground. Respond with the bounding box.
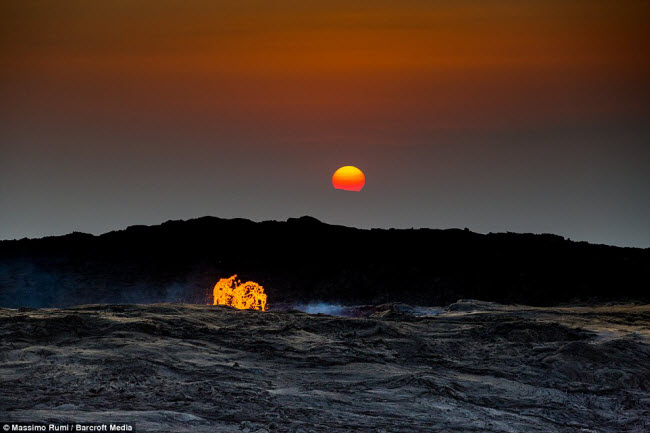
[1,301,649,432]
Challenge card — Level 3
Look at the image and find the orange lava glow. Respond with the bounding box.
[332,166,365,191]
[209,275,267,311]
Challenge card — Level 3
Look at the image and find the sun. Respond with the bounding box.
[332,166,365,191]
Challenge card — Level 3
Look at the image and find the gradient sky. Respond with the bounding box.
[1,1,649,247]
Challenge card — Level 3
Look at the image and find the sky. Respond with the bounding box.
[1,0,649,247]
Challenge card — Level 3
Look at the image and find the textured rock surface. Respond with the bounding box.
[1,302,649,432]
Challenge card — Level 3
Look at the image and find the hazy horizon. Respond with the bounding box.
[2,213,648,250]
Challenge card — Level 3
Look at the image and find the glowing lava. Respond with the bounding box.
[210,275,267,311]
[332,166,365,191]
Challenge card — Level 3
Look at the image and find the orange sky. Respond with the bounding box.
[3,0,649,133]
[1,1,649,246]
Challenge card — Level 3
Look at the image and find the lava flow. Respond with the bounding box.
[209,275,267,311]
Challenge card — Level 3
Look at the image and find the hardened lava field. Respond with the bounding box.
[1,301,649,433]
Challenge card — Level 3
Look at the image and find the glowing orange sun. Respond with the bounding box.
[332,166,365,191]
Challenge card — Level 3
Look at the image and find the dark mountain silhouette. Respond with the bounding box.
[1,216,648,308]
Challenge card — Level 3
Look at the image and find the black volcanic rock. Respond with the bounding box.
[1,303,649,432]
[0,216,649,308]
